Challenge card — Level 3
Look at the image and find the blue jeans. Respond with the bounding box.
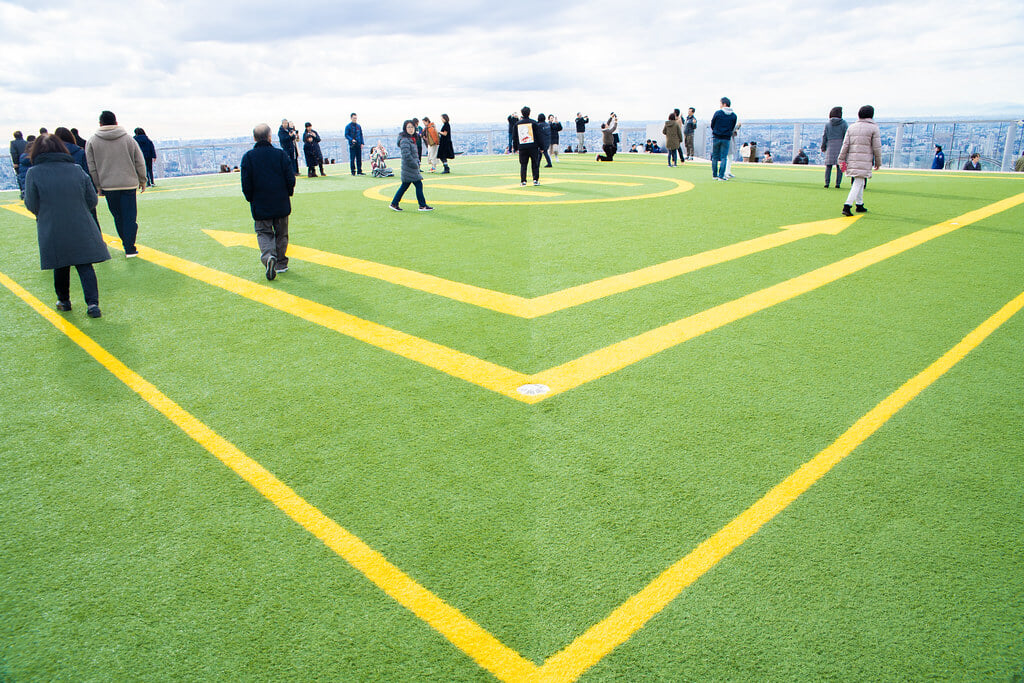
[392,180,426,208]
[711,138,731,178]
[104,189,138,253]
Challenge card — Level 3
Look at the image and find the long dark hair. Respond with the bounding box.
[441,113,450,124]
[399,119,416,139]
[54,127,75,144]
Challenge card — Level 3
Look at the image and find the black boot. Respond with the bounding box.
[842,204,853,217]
[855,204,867,213]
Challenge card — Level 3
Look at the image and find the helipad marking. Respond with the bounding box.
[204,215,860,318]
[4,269,1021,682]
[362,172,693,206]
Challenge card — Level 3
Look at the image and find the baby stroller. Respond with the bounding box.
[371,146,394,177]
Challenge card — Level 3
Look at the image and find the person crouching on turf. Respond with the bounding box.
[389,120,433,212]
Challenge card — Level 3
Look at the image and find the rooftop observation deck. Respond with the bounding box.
[2,156,1023,680]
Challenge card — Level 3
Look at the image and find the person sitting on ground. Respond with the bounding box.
[763,150,773,163]
[962,153,981,171]
[629,143,638,153]
[792,148,809,164]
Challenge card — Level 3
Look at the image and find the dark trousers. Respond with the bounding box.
[255,216,289,267]
[392,180,426,208]
[825,165,843,187]
[144,158,155,186]
[104,189,138,253]
[597,144,616,161]
[349,144,362,174]
[305,153,323,177]
[54,264,98,306]
[519,148,541,182]
[286,148,298,174]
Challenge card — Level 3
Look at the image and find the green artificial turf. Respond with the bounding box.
[1,156,1023,680]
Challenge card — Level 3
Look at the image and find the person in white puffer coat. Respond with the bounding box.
[837,104,882,216]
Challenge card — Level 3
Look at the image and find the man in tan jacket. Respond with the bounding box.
[86,110,146,256]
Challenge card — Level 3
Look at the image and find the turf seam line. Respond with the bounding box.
[534,288,1024,682]
[0,270,538,682]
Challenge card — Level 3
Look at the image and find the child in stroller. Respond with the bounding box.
[371,141,393,177]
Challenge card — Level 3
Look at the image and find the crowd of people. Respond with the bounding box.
[15,110,150,316]
[10,103,1018,318]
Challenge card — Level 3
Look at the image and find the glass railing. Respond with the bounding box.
[3,119,1022,191]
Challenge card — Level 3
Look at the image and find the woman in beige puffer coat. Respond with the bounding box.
[837,104,882,216]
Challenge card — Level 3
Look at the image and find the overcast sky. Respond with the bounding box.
[1,0,1022,140]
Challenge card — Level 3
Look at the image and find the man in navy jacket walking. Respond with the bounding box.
[241,123,296,280]
[345,113,365,176]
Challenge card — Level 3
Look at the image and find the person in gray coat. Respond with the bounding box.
[389,120,433,211]
[24,134,110,317]
[821,106,848,188]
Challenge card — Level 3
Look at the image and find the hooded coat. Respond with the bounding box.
[24,152,110,270]
[662,119,682,149]
[86,125,147,191]
[821,117,848,165]
[838,118,882,179]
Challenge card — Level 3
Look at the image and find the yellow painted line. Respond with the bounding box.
[528,193,1024,400]
[144,180,240,194]
[204,229,535,317]
[99,233,531,400]
[0,269,538,682]
[13,196,1024,406]
[205,215,858,318]
[2,202,34,218]
[535,287,1024,681]
[425,183,565,198]
[362,173,693,206]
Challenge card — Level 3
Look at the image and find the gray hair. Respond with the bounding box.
[253,123,272,142]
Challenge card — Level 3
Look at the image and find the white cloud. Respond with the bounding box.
[0,0,1021,139]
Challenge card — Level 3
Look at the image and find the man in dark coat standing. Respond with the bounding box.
[512,106,542,186]
[278,119,299,174]
[10,131,27,196]
[241,123,295,281]
[574,113,589,153]
[344,113,365,176]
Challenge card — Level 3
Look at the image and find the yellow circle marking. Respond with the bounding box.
[362,172,693,206]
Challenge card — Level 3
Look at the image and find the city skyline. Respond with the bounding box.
[1,0,1023,140]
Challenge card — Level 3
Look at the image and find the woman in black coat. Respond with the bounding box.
[24,134,110,318]
[437,113,454,174]
[302,123,325,177]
